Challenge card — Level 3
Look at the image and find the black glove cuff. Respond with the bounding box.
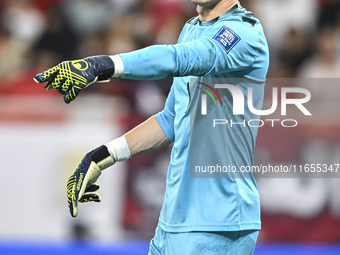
[91,145,111,164]
[85,55,115,81]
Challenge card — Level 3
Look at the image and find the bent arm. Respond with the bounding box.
[125,116,171,157]
[106,84,175,162]
[125,82,176,157]
[105,116,171,161]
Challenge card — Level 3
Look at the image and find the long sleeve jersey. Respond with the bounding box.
[118,3,269,232]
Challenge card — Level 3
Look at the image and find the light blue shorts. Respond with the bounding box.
[148,227,259,255]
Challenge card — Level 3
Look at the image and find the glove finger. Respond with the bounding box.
[33,66,59,84]
[84,183,100,193]
[52,77,69,95]
[64,85,81,104]
[67,175,78,217]
[44,70,61,90]
[79,192,101,203]
[69,154,102,215]
[67,151,100,217]
[33,73,49,84]
[45,83,53,90]
[70,195,78,217]
[73,157,98,201]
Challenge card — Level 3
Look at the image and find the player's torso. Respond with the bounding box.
[159,5,268,232]
[170,8,269,153]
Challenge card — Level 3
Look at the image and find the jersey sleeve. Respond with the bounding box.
[155,85,175,142]
[118,21,260,80]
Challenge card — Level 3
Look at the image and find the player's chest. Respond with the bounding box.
[178,24,209,43]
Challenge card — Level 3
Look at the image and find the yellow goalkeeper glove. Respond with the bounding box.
[34,55,115,103]
[67,145,115,217]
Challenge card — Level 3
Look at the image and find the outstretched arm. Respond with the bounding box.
[34,21,260,103]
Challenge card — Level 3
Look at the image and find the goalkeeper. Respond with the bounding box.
[34,1,269,254]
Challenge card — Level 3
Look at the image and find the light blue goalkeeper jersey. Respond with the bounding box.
[118,4,269,232]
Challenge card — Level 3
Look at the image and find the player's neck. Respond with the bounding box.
[196,0,239,21]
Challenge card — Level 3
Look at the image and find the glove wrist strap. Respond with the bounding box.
[93,55,115,80]
[105,136,131,162]
[109,55,124,78]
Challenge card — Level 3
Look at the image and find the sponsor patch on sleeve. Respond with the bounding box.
[213,27,241,53]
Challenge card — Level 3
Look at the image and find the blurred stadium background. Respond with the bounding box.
[1,0,340,254]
